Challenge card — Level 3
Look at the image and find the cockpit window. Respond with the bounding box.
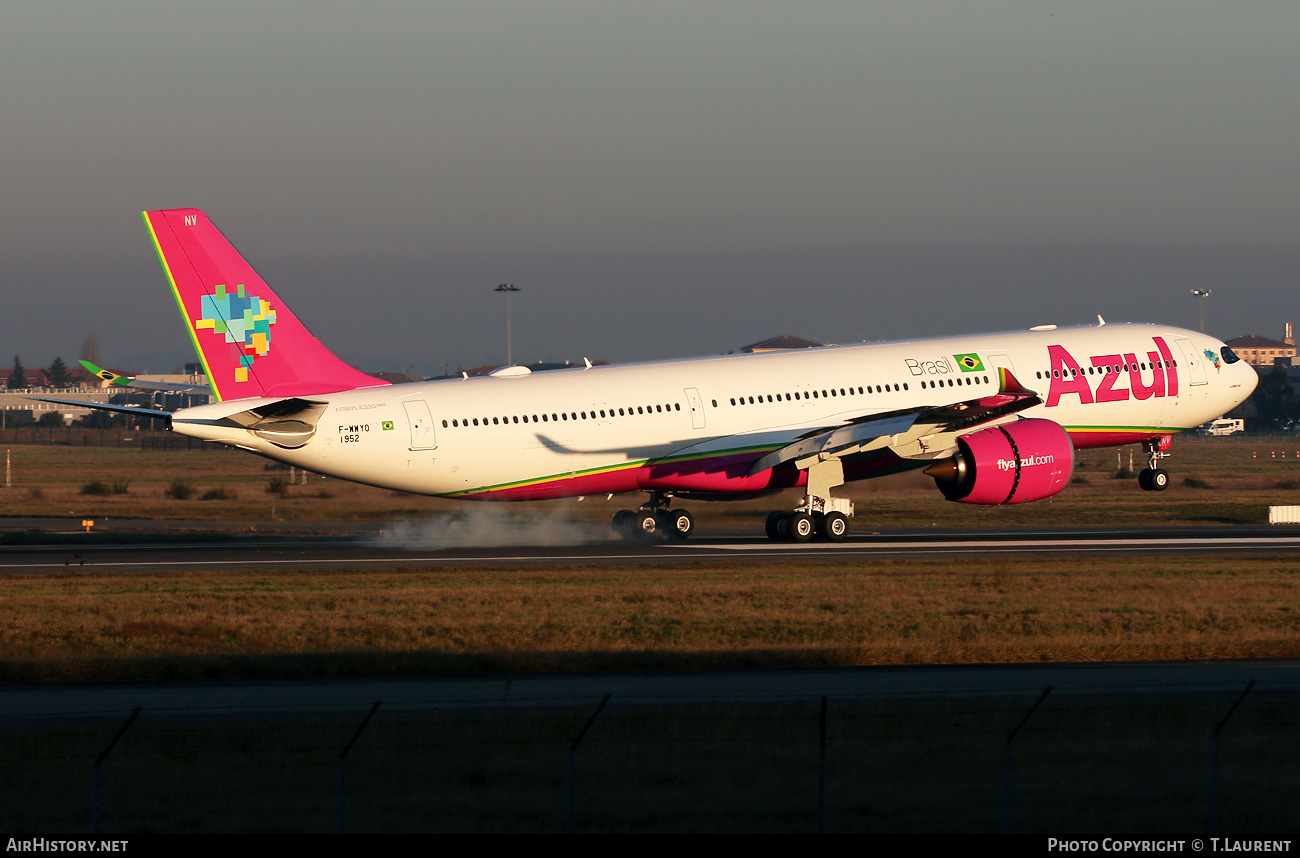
[1221,346,1241,365]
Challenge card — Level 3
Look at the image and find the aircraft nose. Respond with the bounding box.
[1243,363,1260,396]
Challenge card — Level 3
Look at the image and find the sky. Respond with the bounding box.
[2,1,1299,376]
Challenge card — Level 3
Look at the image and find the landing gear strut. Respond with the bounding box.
[1137,435,1173,492]
[612,492,694,540]
[766,457,853,542]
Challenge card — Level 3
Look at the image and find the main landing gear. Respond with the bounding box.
[765,456,853,543]
[611,492,694,540]
[1137,435,1173,492]
[765,502,852,543]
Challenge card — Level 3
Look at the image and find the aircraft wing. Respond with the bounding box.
[27,397,173,421]
[80,360,211,394]
[748,368,1041,475]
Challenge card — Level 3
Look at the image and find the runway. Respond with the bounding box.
[3,524,1300,573]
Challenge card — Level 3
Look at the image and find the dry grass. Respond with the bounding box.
[2,556,1297,681]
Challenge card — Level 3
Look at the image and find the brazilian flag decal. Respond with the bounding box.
[381,421,395,431]
[953,353,984,372]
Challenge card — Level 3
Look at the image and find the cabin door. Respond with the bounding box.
[402,400,437,450]
[684,387,706,429]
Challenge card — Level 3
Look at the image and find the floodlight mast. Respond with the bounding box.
[495,283,522,366]
[1191,289,1211,333]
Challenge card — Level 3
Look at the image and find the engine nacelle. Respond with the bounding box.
[926,418,1075,505]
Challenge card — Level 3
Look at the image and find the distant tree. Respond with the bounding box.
[47,356,71,389]
[77,409,126,430]
[37,411,64,427]
[1246,366,1300,431]
[80,333,100,367]
[8,356,26,390]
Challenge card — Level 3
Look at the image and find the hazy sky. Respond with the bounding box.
[3,2,1299,375]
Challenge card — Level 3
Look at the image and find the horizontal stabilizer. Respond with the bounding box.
[27,397,172,421]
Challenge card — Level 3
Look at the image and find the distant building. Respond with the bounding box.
[734,335,825,354]
[368,371,427,385]
[1226,324,1296,367]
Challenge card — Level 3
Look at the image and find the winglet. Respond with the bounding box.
[142,209,389,402]
[996,367,1034,397]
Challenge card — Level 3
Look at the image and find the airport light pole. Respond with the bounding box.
[1191,289,1211,333]
[495,283,521,366]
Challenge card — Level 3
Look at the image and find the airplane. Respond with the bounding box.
[78,359,210,395]
[36,209,1258,542]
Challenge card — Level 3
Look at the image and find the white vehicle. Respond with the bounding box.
[1199,418,1246,436]
[39,209,1259,542]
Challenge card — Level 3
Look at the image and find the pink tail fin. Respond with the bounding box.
[143,209,387,401]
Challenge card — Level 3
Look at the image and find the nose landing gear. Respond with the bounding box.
[1137,435,1173,492]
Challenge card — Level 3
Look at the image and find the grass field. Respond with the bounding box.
[1,556,1297,681]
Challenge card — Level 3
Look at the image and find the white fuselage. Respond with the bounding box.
[170,323,1256,500]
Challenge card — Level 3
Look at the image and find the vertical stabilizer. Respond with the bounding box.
[143,209,388,401]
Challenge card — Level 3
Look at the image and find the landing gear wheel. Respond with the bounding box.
[632,512,659,538]
[822,511,849,542]
[766,511,791,541]
[1138,469,1154,492]
[765,511,786,541]
[789,512,816,543]
[1151,468,1170,492]
[663,508,694,540]
[612,509,636,535]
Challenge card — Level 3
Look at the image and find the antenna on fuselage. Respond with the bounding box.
[1097,315,1107,326]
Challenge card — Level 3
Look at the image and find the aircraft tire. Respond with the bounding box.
[612,509,636,535]
[633,512,659,538]
[664,508,694,540]
[823,512,849,542]
[1151,468,1170,491]
[1137,469,1154,491]
[765,511,788,541]
[789,512,816,543]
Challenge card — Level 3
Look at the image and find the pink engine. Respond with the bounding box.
[928,418,1075,505]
